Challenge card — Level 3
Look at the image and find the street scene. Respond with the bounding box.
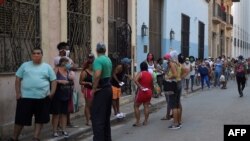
[0,0,250,141]
[80,81,250,141]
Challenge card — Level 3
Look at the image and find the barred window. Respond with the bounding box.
[67,0,91,67]
[0,0,40,73]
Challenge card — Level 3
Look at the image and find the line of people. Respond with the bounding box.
[9,41,249,141]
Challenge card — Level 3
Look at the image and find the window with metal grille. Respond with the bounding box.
[67,0,91,67]
[0,0,40,73]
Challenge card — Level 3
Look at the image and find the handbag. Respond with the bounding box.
[68,89,79,113]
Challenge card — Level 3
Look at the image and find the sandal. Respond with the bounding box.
[142,121,147,126]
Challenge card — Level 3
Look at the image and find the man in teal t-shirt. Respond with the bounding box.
[11,47,57,141]
[91,42,113,141]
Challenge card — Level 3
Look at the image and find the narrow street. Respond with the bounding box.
[78,80,250,141]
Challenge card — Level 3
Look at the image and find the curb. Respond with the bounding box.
[18,86,201,141]
[50,98,166,141]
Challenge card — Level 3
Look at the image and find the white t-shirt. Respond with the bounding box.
[147,62,155,74]
[54,56,73,66]
[190,62,196,75]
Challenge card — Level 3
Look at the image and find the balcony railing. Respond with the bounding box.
[226,14,233,25]
[213,3,221,18]
[221,11,227,22]
[213,3,230,24]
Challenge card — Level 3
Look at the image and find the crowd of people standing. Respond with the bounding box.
[9,41,249,141]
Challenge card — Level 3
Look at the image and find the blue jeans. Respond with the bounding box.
[201,75,210,89]
[190,75,195,90]
[214,71,221,87]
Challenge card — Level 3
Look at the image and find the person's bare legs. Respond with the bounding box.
[34,123,43,139]
[84,98,92,125]
[60,114,67,132]
[116,98,120,114]
[52,115,60,133]
[67,113,71,125]
[133,103,141,125]
[172,108,179,126]
[178,103,182,124]
[143,102,149,125]
[13,124,23,140]
[112,99,118,115]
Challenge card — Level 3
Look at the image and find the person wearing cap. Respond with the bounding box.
[91,42,113,141]
[234,55,247,97]
[110,57,131,118]
[79,54,95,126]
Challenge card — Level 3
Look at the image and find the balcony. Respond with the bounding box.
[226,14,233,30]
[221,11,227,23]
[212,3,228,25]
[212,3,222,24]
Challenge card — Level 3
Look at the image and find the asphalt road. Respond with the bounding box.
[77,80,250,141]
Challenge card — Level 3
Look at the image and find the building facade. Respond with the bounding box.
[232,0,250,58]
[208,0,235,58]
[136,0,209,71]
[0,0,137,137]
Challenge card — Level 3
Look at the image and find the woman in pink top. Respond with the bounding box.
[133,62,153,126]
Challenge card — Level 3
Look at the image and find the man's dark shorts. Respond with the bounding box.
[15,96,51,126]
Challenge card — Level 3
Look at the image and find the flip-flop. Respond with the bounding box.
[142,121,147,125]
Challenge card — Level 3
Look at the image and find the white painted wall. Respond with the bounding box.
[163,0,209,58]
[232,0,250,58]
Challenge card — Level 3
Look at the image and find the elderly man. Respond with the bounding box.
[11,47,57,141]
[91,42,113,141]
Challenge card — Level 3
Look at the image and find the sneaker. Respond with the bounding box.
[53,132,59,137]
[178,123,182,128]
[168,125,181,130]
[62,131,69,138]
[116,113,122,118]
[120,112,126,118]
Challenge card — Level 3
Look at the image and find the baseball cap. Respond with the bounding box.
[121,57,131,64]
[164,53,171,60]
[96,42,106,51]
[238,55,244,60]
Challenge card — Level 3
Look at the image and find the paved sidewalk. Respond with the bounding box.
[16,84,201,141]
